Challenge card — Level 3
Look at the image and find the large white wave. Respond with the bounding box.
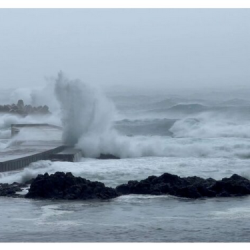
[54,73,179,158]
[170,112,250,138]
[53,73,250,159]
[55,72,169,157]
[54,71,115,147]
[2,72,250,159]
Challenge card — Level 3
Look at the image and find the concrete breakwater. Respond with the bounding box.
[0,123,82,172]
[0,145,66,172]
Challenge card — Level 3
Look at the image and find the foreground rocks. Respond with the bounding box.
[116,173,250,198]
[0,182,28,198]
[25,172,119,200]
[2,172,250,200]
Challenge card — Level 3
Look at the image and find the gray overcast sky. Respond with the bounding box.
[0,9,249,92]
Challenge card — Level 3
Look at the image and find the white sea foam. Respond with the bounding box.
[213,207,250,219]
[0,156,250,186]
[53,73,250,159]
[2,72,250,160]
[170,112,250,138]
[2,72,250,175]
[55,71,115,147]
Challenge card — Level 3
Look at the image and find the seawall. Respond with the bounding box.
[0,146,66,172]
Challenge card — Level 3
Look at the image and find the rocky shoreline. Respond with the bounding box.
[0,182,29,198]
[116,173,250,198]
[1,171,250,200]
[26,172,118,200]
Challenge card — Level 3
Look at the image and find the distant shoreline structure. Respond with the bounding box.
[0,99,50,116]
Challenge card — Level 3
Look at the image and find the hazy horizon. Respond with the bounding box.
[0,8,249,95]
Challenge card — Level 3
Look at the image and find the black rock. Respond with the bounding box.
[115,173,250,199]
[24,178,35,185]
[3,171,250,200]
[175,186,202,199]
[210,174,250,196]
[0,182,27,198]
[25,172,119,200]
[97,154,120,160]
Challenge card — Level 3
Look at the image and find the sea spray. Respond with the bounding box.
[54,72,165,158]
[170,112,250,138]
[0,81,61,136]
[54,71,115,147]
[54,72,172,158]
[54,72,250,159]
[2,72,250,159]
[31,82,60,113]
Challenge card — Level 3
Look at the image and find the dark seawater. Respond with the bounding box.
[1,195,250,242]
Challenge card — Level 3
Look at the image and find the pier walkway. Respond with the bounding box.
[0,124,81,172]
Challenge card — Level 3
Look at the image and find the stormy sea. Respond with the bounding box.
[1,73,250,242]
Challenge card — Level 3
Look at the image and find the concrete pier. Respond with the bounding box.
[0,145,66,172]
[0,124,68,172]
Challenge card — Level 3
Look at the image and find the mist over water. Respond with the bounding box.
[2,71,250,160]
[54,72,180,158]
[54,71,123,157]
[53,73,250,159]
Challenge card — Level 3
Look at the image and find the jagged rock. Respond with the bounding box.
[98,154,120,160]
[25,172,119,200]
[0,182,27,198]
[2,172,250,200]
[210,174,250,196]
[24,178,35,185]
[115,173,250,199]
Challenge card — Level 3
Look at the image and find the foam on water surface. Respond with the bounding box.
[1,155,250,186]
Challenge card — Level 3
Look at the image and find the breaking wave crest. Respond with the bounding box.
[1,72,250,159]
[170,113,250,138]
[54,73,250,159]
